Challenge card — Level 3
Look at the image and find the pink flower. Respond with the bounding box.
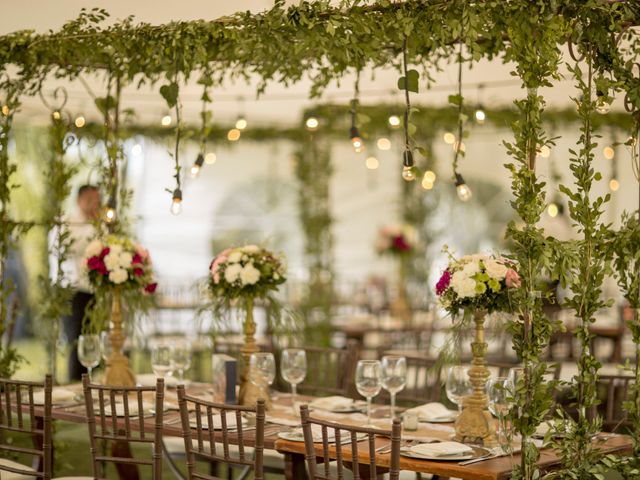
[210,253,229,275]
[144,282,157,294]
[505,269,521,288]
[392,235,411,252]
[436,270,451,296]
[213,272,220,284]
[135,245,150,262]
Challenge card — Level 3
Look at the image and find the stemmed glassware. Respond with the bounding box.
[355,360,382,427]
[281,349,307,408]
[99,331,112,364]
[171,340,192,384]
[250,352,276,391]
[78,334,101,382]
[151,343,173,379]
[446,365,472,413]
[381,355,407,420]
[487,376,513,454]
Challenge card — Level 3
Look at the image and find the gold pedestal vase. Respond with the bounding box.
[104,289,136,387]
[238,296,271,409]
[454,309,498,447]
[390,257,412,323]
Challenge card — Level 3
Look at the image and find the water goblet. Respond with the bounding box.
[171,340,192,384]
[99,331,112,363]
[356,360,382,427]
[446,365,472,412]
[381,355,407,420]
[249,352,276,390]
[78,334,101,382]
[151,343,173,379]
[281,349,307,409]
[487,376,512,454]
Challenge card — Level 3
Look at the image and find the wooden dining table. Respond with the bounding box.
[35,382,633,480]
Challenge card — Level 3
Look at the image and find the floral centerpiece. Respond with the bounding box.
[375,225,416,322]
[208,245,286,405]
[435,251,520,447]
[83,235,156,387]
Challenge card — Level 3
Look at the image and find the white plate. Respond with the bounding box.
[400,445,489,461]
[278,429,366,444]
[419,411,458,423]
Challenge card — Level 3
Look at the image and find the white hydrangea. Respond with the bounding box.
[108,268,128,284]
[242,245,260,254]
[228,251,243,263]
[239,263,261,285]
[109,244,124,255]
[119,252,133,268]
[104,253,121,271]
[484,259,508,279]
[85,239,103,258]
[451,270,477,298]
[224,264,243,283]
[462,261,481,277]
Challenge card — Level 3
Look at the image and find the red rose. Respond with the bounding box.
[133,268,144,277]
[132,253,143,265]
[87,256,108,275]
[392,235,411,252]
[100,247,110,258]
[144,283,157,294]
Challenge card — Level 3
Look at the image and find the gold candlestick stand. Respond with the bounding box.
[238,296,271,409]
[104,289,136,387]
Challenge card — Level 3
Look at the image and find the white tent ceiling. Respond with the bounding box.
[0,1,625,127]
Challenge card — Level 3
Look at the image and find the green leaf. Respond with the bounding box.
[160,82,179,108]
[397,69,419,93]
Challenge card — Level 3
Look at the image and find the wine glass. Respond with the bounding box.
[171,340,192,384]
[281,349,307,408]
[99,331,112,363]
[355,360,382,427]
[381,355,407,420]
[151,343,173,379]
[446,365,472,412]
[249,352,276,390]
[78,334,101,382]
[487,376,512,454]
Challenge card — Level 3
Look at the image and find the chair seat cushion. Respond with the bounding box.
[0,458,36,480]
[163,436,284,469]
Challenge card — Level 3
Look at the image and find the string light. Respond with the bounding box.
[190,153,205,178]
[539,145,551,158]
[402,150,416,182]
[227,129,241,141]
[52,111,61,120]
[1,105,9,116]
[388,115,401,128]
[365,156,379,170]
[603,146,615,160]
[609,178,620,191]
[161,115,172,126]
[305,116,319,131]
[235,116,248,130]
[350,126,364,153]
[547,203,559,218]
[104,196,117,224]
[423,170,436,183]
[443,132,456,144]
[455,173,472,201]
[170,188,183,216]
[74,115,85,128]
[205,152,217,164]
[474,107,486,124]
[377,137,391,151]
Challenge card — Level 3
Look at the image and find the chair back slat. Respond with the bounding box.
[300,404,401,480]
[0,375,53,480]
[81,374,165,479]
[176,385,265,479]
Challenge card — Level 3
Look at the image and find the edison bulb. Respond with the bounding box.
[75,116,85,128]
[421,178,434,190]
[52,111,61,120]
[475,109,486,124]
[170,198,182,216]
[402,166,416,182]
[443,132,456,144]
[365,156,379,170]
[305,117,319,131]
[456,182,472,201]
[596,97,611,115]
[609,178,620,191]
[235,117,248,130]
[1,105,9,116]
[547,203,559,217]
[104,207,116,223]
[205,152,217,164]
[388,115,401,128]
[227,128,241,141]
[161,115,172,126]
[352,137,364,153]
[190,164,201,178]
[423,170,436,183]
[603,146,615,160]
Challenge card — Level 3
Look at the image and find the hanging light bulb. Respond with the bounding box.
[609,178,620,191]
[52,111,61,121]
[227,129,241,141]
[305,116,319,131]
[603,146,615,160]
[170,188,183,216]
[402,150,416,182]
[376,137,391,151]
[388,115,401,128]
[365,156,379,170]
[474,106,486,124]
[443,132,456,144]
[161,114,172,126]
[104,197,117,224]
[595,91,611,115]
[74,115,86,128]
[455,173,472,201]
[205,152,217,164]
[547,203,559,218]
[1,105,9,116]
[350,126,364,153]
[235,115,248,130]
[423,170,436,183]
[190,153,205,178]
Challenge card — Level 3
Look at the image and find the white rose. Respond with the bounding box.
[84,239,103,258]
[242,245,260,254]
[462,261,480,277]
[224,264,242,283]
[228,251,243,263]
[109,244,123,255]
[108,268,128,284]
[104,253,121,271]
[484,259,508,279]
[239,264,261,285]
[119,252,133,268]
[451,270,477,298]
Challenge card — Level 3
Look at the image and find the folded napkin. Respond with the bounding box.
[410,441,473,457]
[406,402,455,422]
[309,396,354,412]
[32,388,77,405]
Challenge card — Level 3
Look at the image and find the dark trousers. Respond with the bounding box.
[63,291,93,382]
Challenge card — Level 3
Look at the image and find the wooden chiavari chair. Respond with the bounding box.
[300,404,402,480]
[589,374,635,432]
[82,374,164,480]
[0,375,53,480]
[176,384,265,480]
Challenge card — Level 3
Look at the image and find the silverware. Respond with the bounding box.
[458,452,499,466]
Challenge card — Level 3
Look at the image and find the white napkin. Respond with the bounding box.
[309,396,354,412]
[32,388,77,405]
[136,373,179,388]
[410,441,473,457]
[407,402,455,422]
